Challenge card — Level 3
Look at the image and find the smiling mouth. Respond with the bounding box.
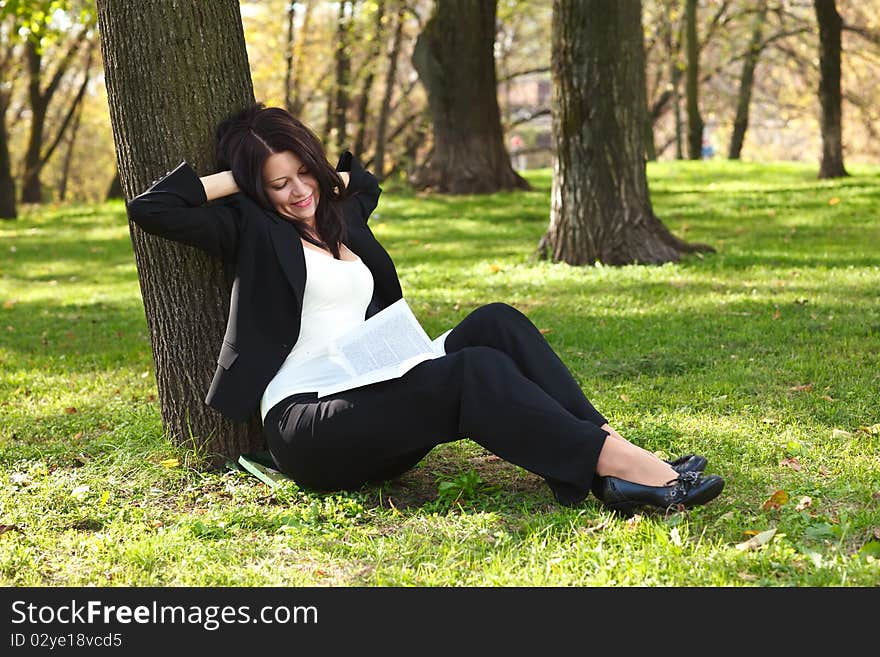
[292,195,312,208]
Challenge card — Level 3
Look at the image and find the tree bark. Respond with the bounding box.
[685,0,703,160]
[287,0,313,117]
[728,0,767,160]
[373,0,405,180]
[411,0,529,193]
[814,0,848,178]
[97,0,263,466]
[537,0,713,266]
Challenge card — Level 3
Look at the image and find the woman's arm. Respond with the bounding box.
[200,170,240,201]
[127,161,241,262]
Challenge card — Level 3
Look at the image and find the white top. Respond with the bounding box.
[259,244,375,420]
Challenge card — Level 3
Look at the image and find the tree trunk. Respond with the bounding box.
[20,29,90,203]
[21,39,49,203]
[728,0,767,160]
[283,0,297,113]
[537,0,713,266]
[0,84,16,219]
[105,169,123,201]
[374,0,405,180]
[352,0,386,160]
[97,0,263,466]
[334,0,352,153]
[814,0,848,178]
[685,0,703,160]
[411,0,529,193]
[287,0,313,117]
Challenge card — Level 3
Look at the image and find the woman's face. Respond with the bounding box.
[262,150,320,223]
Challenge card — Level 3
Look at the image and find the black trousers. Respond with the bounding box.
[263,302,610,506]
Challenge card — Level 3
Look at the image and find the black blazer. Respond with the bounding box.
[126,152,403,422]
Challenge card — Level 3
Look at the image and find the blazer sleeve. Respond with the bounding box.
[336,150,381,225]
[126,161,241,262]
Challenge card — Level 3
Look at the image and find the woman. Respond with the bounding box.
[127,103,724,516]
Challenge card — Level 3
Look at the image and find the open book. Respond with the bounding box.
[317,298,451,397]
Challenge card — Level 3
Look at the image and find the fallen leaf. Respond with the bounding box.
[874,527,880,540]
[73,432,83,441]
[789,383,813,392]
[761,417,777,424]
[619,393,631,402]
[737,571,759,581]
[831,428,852,439]
[795,496,812,511]
[736,528,777,551]
[10,472,30,486]
[828,197,840,205]
[538,327,553,335]
[64,407,77,414]
[489,264,501,273]
[763,490,789,511]
[820,395,835,402]
[71,485,90,499]
[773,307,781,320]
[818,466,830,477]
[858,424,880,435]
[0,524,23,536]
[159,458,179,468]
[2,299,16,310]
[780,457,801,471]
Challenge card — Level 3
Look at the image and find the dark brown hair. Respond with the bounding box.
[215,102,348,257]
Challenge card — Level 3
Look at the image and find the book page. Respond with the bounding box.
[317,299,449,397]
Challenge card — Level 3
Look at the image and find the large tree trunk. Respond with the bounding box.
[97,0,263,466]
[411,0,529,193]
[685,0,703,160]
[537,0,712,266]
[814,0,848,178]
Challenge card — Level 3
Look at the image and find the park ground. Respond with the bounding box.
[0,160,878,586]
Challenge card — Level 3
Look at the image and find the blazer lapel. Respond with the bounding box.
[269,218,306,305]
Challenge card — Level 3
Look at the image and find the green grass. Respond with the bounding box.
[1,160,878,586]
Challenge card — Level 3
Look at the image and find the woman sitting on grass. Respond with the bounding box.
[127,102,724,517]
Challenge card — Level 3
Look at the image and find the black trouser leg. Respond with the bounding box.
[263,304,609,505]
[444,303,607,426]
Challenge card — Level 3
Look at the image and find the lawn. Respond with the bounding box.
[1,159,878,586]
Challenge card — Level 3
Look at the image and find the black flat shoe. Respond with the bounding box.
[593,471,724,517]
[667,454,707,474]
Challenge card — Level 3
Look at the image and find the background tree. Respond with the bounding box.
[20,6,94,202]
[684,0,703,159]
[0,13,19,218]
[728,0,768,159]
[814,0,847,178]
[538,0,712,265]
[97,0,262,464]
[411,0,528,193]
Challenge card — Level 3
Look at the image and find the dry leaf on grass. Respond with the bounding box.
[780,457,801,471]
[795,496,812,511]
[763,489,789,511]
[736,528,777,551]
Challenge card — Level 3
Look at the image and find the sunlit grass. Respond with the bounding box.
[1,160,878,586]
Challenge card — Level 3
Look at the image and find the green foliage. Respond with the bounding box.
[0,161,878,586]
